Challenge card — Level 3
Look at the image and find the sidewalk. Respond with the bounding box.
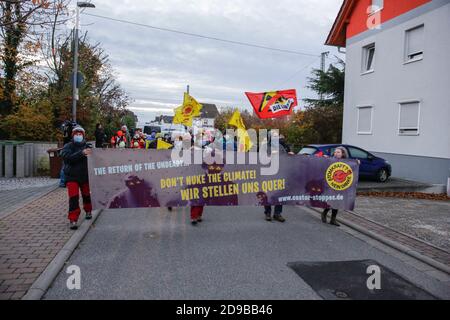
[0,188,71,300]
[353,196,450,253]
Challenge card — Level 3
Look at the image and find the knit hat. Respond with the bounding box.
[72,126,85,137]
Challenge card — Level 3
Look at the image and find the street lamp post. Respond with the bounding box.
[72,2,96,123]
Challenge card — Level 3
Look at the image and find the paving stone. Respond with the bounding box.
[0,188,73,300]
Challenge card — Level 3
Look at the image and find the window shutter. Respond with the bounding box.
[400,102,419,128]
[358,107,372,133]
[407,26,424,57]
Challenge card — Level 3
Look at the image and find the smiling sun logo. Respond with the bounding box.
[326,162,354,191]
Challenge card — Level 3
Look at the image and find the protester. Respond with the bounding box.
[191,206,204,225]
[62,120,77,146]
[146,131,157,149]
[111,130,124,148]
[60,126,93,230]
[94,123,106,148]
[138,132,147,148]
[60,120,77,188]
[131,132,146,149]
[321,147,359,226]
[121,125,132,148]
[189,135,207,226]
[264,131,294,222]
[174,136,183,150]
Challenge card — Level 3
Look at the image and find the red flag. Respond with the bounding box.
[245,89,298,119]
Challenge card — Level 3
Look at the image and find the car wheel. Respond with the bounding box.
[378,168,389,183]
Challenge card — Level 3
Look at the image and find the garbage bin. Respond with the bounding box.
[47,148,63,179]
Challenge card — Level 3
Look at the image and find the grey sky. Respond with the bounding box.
[78,0,343,124]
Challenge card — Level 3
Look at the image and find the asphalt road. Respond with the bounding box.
[44,206,450,300]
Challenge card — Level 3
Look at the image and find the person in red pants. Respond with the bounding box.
[60,126,93,230]
[190,206,204,225]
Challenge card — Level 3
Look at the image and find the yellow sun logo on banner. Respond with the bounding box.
[326,162,354,191]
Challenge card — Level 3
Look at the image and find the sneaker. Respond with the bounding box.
[197,218,203,223]
[265,214,272,222]
[85,212,92,220]
[191,220,198,226]
[168,207,173,212]
[273,215,286,223]
[69,221,78,230]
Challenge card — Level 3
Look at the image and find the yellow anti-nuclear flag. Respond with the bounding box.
[228,110,246,129]
[173,93,203,127]
[228,110,253,152]
[157,139,173,150]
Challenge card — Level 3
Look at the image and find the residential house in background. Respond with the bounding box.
[193,103,220,129]
[326,0,450,185]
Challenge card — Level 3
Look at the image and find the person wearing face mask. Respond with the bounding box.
[60,126,93,230]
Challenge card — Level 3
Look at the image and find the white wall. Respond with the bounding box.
[343,3,450,160]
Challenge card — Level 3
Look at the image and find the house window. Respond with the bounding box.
[357,106,373,134]
[370,0,383,13]
[362,44,375,73]
[405,25,424,62]
[399,101,420,135]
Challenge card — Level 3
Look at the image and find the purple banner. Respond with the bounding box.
[88,149,359,210]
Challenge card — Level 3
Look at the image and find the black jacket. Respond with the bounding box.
[279,138,292,153]
[94,129,106,148]
[61,142,90,183]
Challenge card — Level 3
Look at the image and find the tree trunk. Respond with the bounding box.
[1,2,24,117]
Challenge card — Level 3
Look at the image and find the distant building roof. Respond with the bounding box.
[200,103,219,118]
[155,115,174,123]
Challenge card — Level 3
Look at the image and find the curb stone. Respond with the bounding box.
[21,209,103,300]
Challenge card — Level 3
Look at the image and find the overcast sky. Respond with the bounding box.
[77,0,344,124]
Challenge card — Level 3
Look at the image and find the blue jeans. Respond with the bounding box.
[59,165,66,187]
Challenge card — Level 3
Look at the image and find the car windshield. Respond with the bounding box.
[299,147,318,155]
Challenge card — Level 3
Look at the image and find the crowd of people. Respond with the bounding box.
[93,124,175,150]
[59,121,350,230]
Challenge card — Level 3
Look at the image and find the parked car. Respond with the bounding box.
[298,144,392,182]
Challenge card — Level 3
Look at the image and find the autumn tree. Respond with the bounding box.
[0,0,70,117]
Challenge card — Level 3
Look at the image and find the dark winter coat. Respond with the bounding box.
[94,128,106,148]
[60,141,90,183]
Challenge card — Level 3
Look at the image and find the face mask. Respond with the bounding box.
[74,135,84,143]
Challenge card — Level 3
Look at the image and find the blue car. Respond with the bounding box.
[298,144,392,182]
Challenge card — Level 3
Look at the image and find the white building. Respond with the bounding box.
[326,0,450,185]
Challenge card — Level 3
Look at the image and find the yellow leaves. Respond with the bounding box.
[0,102,54,141]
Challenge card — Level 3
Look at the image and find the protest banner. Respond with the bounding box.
[88,149,359,211]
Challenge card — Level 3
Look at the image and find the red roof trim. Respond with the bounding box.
[325,0,357,48]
